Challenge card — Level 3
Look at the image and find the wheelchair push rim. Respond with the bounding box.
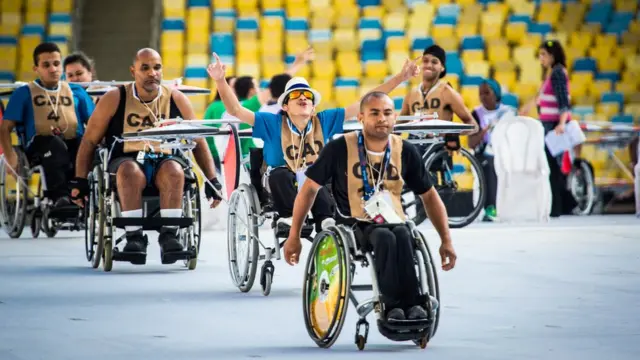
[415,231,441,339]
[227,183,259,292]
[84,166,103,266]
[567,160,596,216]
[0,147,29,238]
[302,229,351,349]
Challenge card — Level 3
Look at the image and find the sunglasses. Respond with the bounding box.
[287,90,314,102]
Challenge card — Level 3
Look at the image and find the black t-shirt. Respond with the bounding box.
[305,135,433,219]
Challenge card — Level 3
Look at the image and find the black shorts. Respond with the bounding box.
[107,154,189,186]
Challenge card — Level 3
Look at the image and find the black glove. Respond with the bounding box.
[444,134,461,151]
[205,177,223,201]
[69,177,89,200]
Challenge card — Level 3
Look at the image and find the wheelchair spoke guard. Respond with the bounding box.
[303,230,351,349]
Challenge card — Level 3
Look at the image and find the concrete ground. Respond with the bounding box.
[0,215,639,360]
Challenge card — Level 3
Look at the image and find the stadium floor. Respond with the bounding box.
[0,215,639,360]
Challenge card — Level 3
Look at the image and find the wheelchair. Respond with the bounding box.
[0,144,85,239]
[84,147,202,272]
[226,149,317,296]
[301,220,440,350]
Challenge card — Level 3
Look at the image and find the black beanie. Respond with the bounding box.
[423,44,447,78]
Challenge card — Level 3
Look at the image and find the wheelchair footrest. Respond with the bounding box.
[377,318,431,342]
[161,249,196,265]
[48,206,81,220]
[113,250,147,265]
[112,217,193,230]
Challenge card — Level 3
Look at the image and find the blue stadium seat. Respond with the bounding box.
[393,96,403,110]
[595,71,620,83]
[601,91,624,108]
[0,36,17,45]
[501,93,519,109]
[573,57,597,72]
[46,35,67,43]
[309,29,331,42]
[358,0,381,6]
[361,39,385,61]
[509,15,532,25]
[335,78,360,87]
[383,30,405,43]
[437,4,460,18]
[433,16,457,26]
[461,75,484,87]
[188,0,209,6]
[572,105,595,119]
[162,19,185,31]
[211,33,234,56]
[49,13,71,24]
[611,114,634,124]
[528,22,552,36]
[461,36,484,50]
[286,18,308,32]
[359,18,382,30]
[445,53,464,77]
[412,37,434,52]
[264,9,286,17]
[236,18,259,31]
[585,2,613,27]
[0,71,15,83]
[22,24,45,37]
[184,66,208,78]
[606,12,634,36]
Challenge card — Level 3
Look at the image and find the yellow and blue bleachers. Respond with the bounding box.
[0,0,75,84]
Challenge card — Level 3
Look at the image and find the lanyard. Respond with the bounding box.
[287,117,312,171]
[357,132,390,201]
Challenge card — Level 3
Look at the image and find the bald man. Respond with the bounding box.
[71,48,221,261]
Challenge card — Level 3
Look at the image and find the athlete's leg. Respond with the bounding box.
[112,158,147,252]
[268,167,297,218]
[310,187,335,232]
[249,148,267,203]
[393,225,428,320]
[153,159,186,253]
[26,135,72,204]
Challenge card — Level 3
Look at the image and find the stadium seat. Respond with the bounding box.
[536,2,561,27]
[334,78,359,109]
[336,51,361,78]
[163,0,185,18]
[494,69,517,92]
[213,9,236,33]
[334,4,359,29]
[505,15,529,44]
[0,37,17,74]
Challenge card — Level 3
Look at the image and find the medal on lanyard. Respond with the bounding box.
[358,132,398,223]
[289,118,312,191]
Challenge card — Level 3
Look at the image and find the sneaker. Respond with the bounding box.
[482,205,497,222]
[386,308,406,321]
[276,217,293,227]
[158,228,183,253]
[123,230,148,253]
[406,305,428,320]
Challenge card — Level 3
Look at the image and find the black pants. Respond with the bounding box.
[476,152,497,208]
[26,135,79,201]
[249,148,267,203]
[267,167,334,231]
[356,224,421,310]
[541,121,577,217]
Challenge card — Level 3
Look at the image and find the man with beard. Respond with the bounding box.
[282,91,457,321]
[0,42,95,210]
[70,48,222,260]
[400,44,478,150]
[207,53,420,234]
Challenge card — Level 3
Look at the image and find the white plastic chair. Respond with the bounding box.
[491,115,552,222]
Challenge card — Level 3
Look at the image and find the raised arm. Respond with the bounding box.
[344,57,420,119]
[207,53,256,126]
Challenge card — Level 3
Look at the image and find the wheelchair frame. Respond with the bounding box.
[301,221,440,350]
[0,145,85,239]
[85,147,202,272]
[226,158,316,296]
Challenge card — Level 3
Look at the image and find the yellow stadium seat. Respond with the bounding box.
[186,32,208,54]
[615,82,638,102]
[457,0,477,7]
[595,34,617,52]
[310,40,332,60]
[434,36,459,53]
[581,23,601,33]
[386,37,408,53]
[383,11,406,31]
[186,7,210,29]
[213,16,235,33]
[388,82,407,99]
[261,59,285,79]
[336,51,361,78]
[0,23,19,36]
[311,8,334,30]
[335,5,359,29]
[487,2,509,17]
[428,0,452,7]
[510,1,535,17]
[505,21,527,44]
[2,0,23,12]
[382,0,405,12]
[462,50,484,64]
[589,79,612,99]
[161,31,184,53]
[261,35,283,57]
[263,0,282,9]
[0,45,17,73]
[513,45,536,67]
[595,103,620,119]
[311,78,334,103]
[520,34,542,48]
[261,16,283,32]
[49,22,72,37]
[494,70,517,91]
[625,54,640,72]
[536,2,561,27]
[624,103,640,118]
[363,6,385,18]
[237,0,258,16]
[488,44,510,64]
[387,52,408,74]
[286,3,309,18]
[333,29,357,52]
[163,0,185,18]
[236,62,260,79]
[519,63,542,86]
[465,61,490,78]
[445,75,460,91]
[286,34,308,56]
[334,85,359,108]
[359,28,382,43]
[589,48,623,72]
[431,25,454,39]
[461,86,480,109]
[312,59,336,80]
[570,31,593,52]
[480,12,504,41]
[310,0,331,11]
[211,0,233,10]
[455,22,478,40]
[364,60,388,81]
[25,12,46,26]
[565,47,586,71]
[615,0,638,13]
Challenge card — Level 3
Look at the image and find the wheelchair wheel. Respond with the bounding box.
[302,228,351,349]
[85,166,103,267]
[182,180,201,270]
[408,147,486,229]
[227,183,259,292]
[41,208,58,238]
[414,231,441,339]
[567,159,596,216]
[0,147,29,238]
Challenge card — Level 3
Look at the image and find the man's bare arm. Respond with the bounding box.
[0,120,16,164]
[289,179,321,238]
[172,90,216,180]
[75,89,119,178]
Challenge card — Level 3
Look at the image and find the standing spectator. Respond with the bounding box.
[519,39,577,217]
[468,79,515,221]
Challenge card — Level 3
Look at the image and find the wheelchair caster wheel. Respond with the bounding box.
[355,335,366,351]
[30,214,41,238]
[260,261,274,296]
[417,336,428,349]
[355,318,369,350]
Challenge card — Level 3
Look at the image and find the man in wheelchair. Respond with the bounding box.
[284,91,457,322]
[70,48,221,257]
[0,42,95,211]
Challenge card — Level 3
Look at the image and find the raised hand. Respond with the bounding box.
[206,53,227,81]
[399,56,421,81]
